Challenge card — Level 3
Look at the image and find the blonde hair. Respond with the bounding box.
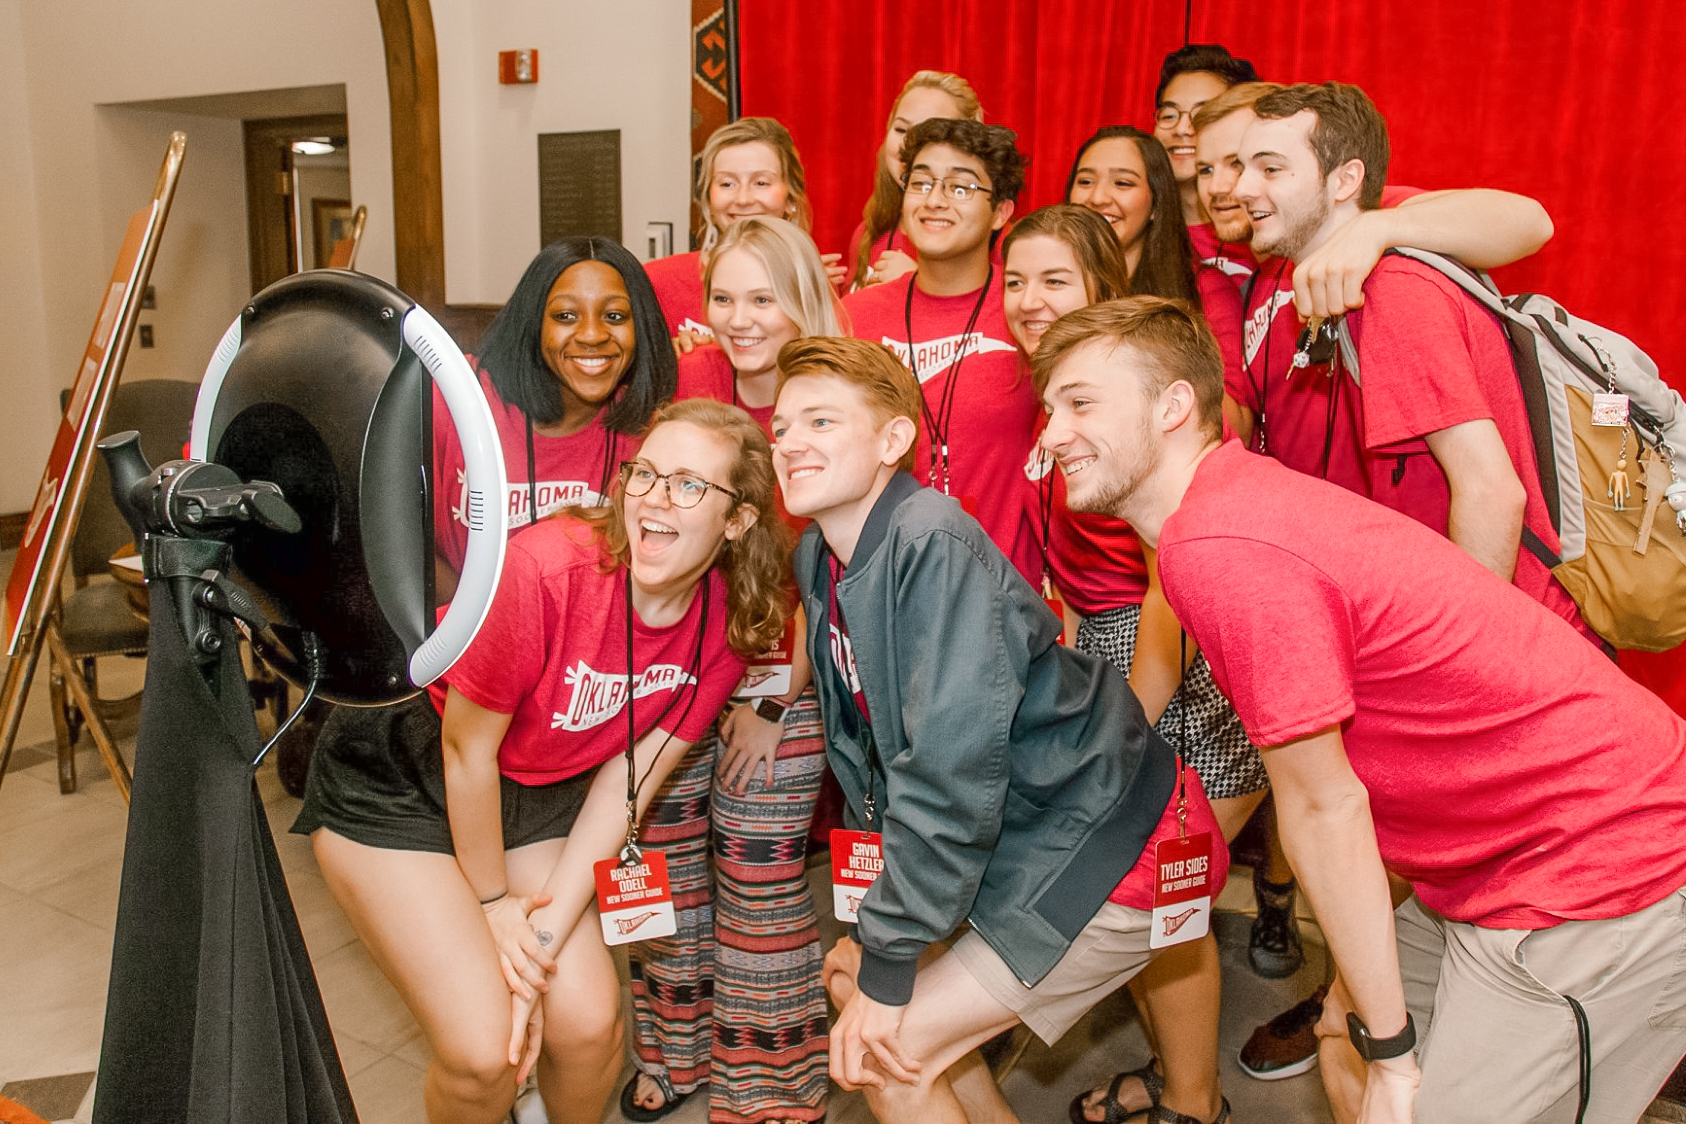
[1190,81,1283,132]
[695,117,813,252]
[580,398,791,657]
[776,337,922,473]
[851,71,984,288]
[703,217,845,341]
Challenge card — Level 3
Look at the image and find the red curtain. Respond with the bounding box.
[739,0,1685,711]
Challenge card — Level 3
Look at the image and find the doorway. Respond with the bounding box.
[242,114,351,292]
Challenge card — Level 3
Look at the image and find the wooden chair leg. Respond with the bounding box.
[48,658,78,794]
[46,629,132,803]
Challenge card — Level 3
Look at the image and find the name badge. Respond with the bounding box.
[1041,576,1067,645]
[593,850,677,946]
[830,828,883,922]
[737,617,798,698]
[1150,832,1213,949]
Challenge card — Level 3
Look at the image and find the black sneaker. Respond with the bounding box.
[1249,869,1305,979]
[1238,984,1326,1081]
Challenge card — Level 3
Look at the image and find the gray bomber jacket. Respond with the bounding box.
[796,472,1175,1005]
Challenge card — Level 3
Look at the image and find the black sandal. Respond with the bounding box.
[1123,1098,1231,1124]
[1066,1062,1164,1124]
[620,1072,691,1123]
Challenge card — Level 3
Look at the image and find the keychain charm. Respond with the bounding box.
[1609,429,1632,511]
[1591,392,1630,427]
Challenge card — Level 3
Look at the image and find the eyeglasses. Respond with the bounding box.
[901,174,994,202]
[619,462,741,508]
[1154,103,1204,130]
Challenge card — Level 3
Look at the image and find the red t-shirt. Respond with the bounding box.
[826,555,871,721]
[1159,442,1686,928]
[1235,187,1424,463]
[1108,764,1228,910]
[432,365,638,571]
[646,251,709,339]
[1346,256,1588,636]
[843,274,1040,584]
[1188,221,1255,291]
[1194,264,1247,405]
[1024,433,1149,616]
[438,516,746,784]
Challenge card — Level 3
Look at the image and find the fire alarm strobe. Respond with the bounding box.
[498,49,539,84]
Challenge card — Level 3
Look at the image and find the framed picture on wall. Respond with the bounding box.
[311,199,355,269]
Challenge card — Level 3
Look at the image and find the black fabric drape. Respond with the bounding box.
[93,576,357,1123]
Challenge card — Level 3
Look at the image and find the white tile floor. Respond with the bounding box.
[1,585,1676,1123]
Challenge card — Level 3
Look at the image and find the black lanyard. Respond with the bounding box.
[826,552,882,829]
[522,415,622,526]
[903,268,992,495]
[1241,258,1291,456]
[618,565,709,856]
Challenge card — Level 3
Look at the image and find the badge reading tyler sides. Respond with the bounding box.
[594,850,678,946]
[1151,832,1213,949]
[830,829,883,922]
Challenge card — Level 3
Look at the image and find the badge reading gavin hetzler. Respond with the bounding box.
[1150,832,1213,948]
[594,850,678,946]
[830,829,883,922]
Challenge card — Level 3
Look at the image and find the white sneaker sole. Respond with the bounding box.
[1236,1050,1320,1081]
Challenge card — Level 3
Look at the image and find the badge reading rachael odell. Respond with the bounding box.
[1151,832,1213,949]
[594,850,677,946]
[737,617,798,699]
[831,829,883,922]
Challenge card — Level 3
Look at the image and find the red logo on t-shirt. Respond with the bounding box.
[551,660,700,731]
[828,623,862,696]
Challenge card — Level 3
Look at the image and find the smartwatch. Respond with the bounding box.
[754,697,789,724]
[1346,1011,1416,1062]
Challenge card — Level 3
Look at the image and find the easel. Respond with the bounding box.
[0,131,186,797]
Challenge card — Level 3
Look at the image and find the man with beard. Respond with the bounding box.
[1033,296,1686,1124]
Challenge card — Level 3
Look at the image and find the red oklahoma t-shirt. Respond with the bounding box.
[646,250,709,339]
[1347,256,1588,637]
[438,516,745,784]
[1235,185,1426,467]
[1159,442,1686,928]
[843,274,1040,584]
[432,365,639,572]
[1188,221,1255,291]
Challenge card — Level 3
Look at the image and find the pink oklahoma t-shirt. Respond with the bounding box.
[1159,442,1686,928]
[431,366,637,572]
[844,274,1040,584]
[645,251,709,339]
[438,516,744,784]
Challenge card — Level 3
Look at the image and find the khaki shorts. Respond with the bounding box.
[949,903,1154,1045]
[1394,888,1686,1123]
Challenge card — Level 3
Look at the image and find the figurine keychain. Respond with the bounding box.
[1609,428,1632,512]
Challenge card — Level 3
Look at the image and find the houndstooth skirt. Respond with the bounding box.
[1076,603,1269,800]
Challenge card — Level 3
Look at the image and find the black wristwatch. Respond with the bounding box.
[754,697,789,724]
[1346,1011,1416,1062]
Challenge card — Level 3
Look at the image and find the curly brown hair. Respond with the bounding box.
[898,118,1027,205]
[574,399,791,658]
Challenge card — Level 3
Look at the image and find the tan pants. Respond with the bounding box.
[1394,887,1686,1123]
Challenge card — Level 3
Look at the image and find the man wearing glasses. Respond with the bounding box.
[843,118,1040,586]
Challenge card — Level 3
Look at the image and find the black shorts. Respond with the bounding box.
[292,695,592,853]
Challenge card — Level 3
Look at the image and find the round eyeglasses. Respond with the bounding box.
[619,462,741,508]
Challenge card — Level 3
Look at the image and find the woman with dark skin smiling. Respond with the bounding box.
[431,237,677,600]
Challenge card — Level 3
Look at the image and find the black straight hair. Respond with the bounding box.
[477,237,677,434]
[1155,43,1259,105]
[1064,127,1199,306]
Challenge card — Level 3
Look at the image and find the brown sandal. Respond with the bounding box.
[1123,1098,1231,1124]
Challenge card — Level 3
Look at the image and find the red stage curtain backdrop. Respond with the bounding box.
[739,0,1686,711]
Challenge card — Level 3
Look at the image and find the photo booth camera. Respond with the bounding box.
[92,270,507,1123]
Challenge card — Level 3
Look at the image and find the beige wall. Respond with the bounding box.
[434,0,693,303]
[2,0,692,513]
